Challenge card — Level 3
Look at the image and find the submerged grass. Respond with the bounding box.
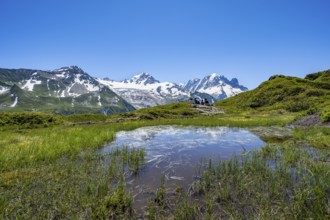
[147,142,330,219]
[109,145,145,175]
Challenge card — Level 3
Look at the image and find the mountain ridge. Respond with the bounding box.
[0,66,248,114]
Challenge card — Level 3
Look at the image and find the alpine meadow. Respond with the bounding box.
[1,69,329,219]
[1,1,330,219]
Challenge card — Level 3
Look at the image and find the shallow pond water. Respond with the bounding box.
[101,125,265,212]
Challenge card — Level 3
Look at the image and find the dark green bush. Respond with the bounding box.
[250,97,268,108]
[320,106,330,122]
[0,112,63,128]
[285,101,311,112]
[305,90,325,97]
[268,75,286,80]
[305,72,323,81]
[286,87,305,96]
[65,114,109,123]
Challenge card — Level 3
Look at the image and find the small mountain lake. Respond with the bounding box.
[100,125,265,212]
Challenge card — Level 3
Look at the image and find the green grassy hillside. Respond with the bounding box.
[112,102,200,120]
[216,70,330,121]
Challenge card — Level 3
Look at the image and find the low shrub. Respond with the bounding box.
[0,112,62,128]
[320,106,330,122]
[285,100,311,112]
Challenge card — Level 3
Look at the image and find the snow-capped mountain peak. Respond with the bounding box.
[129,72,160,85]
[208,73,221,81]
[183,73,248,100]
[54,66,83,73]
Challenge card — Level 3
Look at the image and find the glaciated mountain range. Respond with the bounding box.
[96,73,190,109]
[97,72,248,109]
[0,66,248,114]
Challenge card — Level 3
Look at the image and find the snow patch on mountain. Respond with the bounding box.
[46,80,51,96]
[10,96,18,107]
[65,73,99,97]
[22,78,42,91]
[73,74,98,91]
[97,95,102,106]
[54,66,84,79]
[55,72,68,78]
[0,86,9,94]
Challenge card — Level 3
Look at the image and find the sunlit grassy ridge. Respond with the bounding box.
[217,70,330,121]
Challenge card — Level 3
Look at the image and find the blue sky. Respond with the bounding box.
[1,0,329,89]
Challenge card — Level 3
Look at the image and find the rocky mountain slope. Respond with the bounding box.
[0,66,135,115]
